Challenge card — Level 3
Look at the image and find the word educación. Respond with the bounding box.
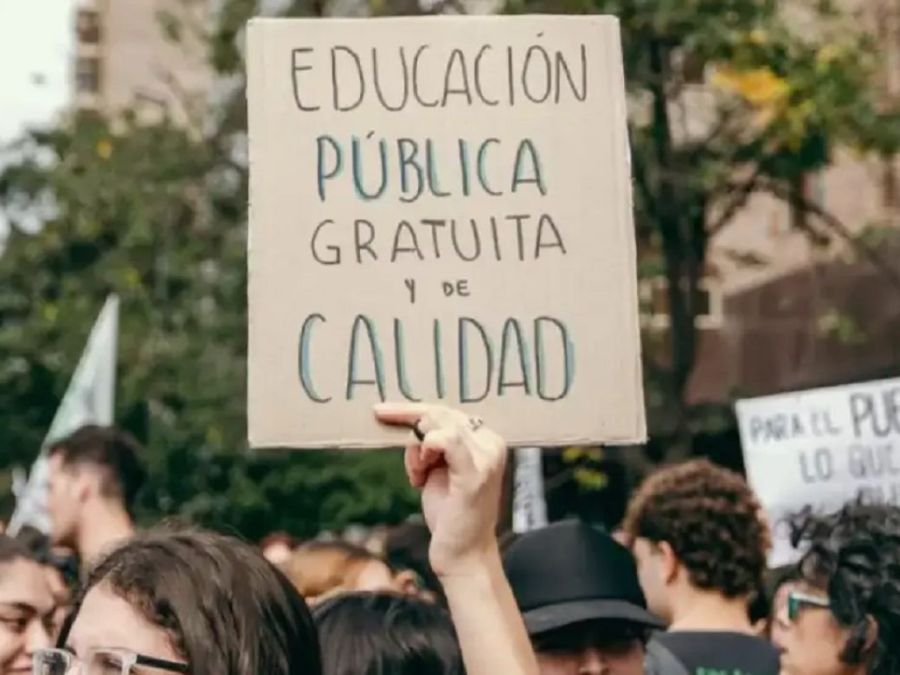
[289,39,589,405]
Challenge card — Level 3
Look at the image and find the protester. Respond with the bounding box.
[774,502,900,675]
[503,519,662,675]
[34,528,322,675]
[373,402,540,675]
[260,531,297,566]
[45,425,145,566]
[766,567,798,644]
[33,403,539,675]
[622,459,779,674]
[14,527,74,639]
[280,540,397,603]
[314,592,463,675]
[0,535,55,675]
[384,521,443,603]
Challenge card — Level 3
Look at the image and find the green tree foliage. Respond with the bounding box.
[507,0,900,444]
[0,1,420,538]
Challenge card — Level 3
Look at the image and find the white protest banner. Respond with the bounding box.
[512,447,548,533]
[8,295,119,535]
[247,16,645,448]
[736,377,900,566]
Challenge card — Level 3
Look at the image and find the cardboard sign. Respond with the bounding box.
[247,16,645,448]
[737,377,900,566]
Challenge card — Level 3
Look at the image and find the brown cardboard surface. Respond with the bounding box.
[247,15,645,448]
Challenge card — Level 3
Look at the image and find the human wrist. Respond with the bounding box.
[433,539,502,581]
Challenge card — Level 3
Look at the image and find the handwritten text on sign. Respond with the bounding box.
[737,377,900,566]
[247,17,645,447]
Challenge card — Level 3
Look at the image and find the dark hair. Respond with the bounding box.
[314,592,463,675]
[0,533,35,565]
[622,459,769,598]
[49,425,146,512]
[60,528,322,675]
[792,502,900,675]
[15,525,79,587]
[384,522,445,603]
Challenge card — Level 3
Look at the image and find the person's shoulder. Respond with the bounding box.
[652,631,779,673]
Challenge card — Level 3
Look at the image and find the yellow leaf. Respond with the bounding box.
[749,29,768,45]
[573,467,609,490]
[96,139,113,159]
[562,446,584,463]
[712,66,789,107]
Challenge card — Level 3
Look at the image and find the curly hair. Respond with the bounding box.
[792,502,900,675]
[622,459,769,598]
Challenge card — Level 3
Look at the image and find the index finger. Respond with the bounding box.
[373,402,433,427]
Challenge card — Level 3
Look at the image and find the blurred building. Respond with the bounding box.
[66,0,898,401]
[677,0,900,403]
[74,0,211,124]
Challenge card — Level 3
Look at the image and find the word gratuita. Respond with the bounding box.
[310,213,567,265]
[291,40,588,113]
[317,136,545,203]
[298,315,575,403]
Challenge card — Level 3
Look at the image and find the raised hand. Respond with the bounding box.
[373,402,507,576]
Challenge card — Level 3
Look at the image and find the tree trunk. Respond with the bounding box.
[648,40,699,454]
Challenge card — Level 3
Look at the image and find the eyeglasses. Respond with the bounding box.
[34,648,188,675]
[786,591,831,622]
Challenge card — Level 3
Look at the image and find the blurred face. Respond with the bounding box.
[532,621,645,675]
[46,456,80,547]
[262,542,293,566]
[630,538,671,623]
[62,582,186,674]
[773,583,862,675]
[0,558,55,674]
[353,559,396,593]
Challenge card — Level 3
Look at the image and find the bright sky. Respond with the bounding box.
[0,1,75,146]
[0,1,74,241]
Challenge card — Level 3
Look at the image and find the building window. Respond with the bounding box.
[76,56,101,94]
[640,277,723,330]
[77,9,102,44]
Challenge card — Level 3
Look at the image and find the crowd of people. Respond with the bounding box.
[0,402,898,675]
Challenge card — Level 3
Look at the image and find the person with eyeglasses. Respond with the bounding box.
[32,528,322,675]
[773,502,900,675]
[0,536,55,675]
[34,402,541,675]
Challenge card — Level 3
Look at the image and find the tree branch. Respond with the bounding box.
[763,179,900,292]
[707,168,764,236]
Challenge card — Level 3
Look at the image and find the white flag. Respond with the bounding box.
[512,447,548,534]
[8,295,119,535]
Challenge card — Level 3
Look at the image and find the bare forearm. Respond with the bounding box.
[440,548,539,675]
